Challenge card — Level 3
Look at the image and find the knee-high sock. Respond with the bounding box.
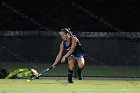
[77,67,84,80]
[77,67,84,73]
[68,69,73,81]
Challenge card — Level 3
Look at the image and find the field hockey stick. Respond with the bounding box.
[28,66,54,80]
[27,63,59,81]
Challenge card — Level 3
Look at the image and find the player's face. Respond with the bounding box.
[59,32,68,40]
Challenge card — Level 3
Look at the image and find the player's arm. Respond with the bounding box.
[52,42,64,67]
[63,37,77,59]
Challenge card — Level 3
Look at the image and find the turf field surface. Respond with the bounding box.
[0,78,140,93]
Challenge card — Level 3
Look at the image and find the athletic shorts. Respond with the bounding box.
[67,53,85,60]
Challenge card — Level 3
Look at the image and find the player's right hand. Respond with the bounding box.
[52,64,56,68]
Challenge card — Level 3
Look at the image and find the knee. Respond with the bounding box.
[68,65,74,71]
[77,58,85,67]
[78,62,85,69]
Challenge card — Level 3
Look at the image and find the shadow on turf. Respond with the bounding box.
[1,91,6,93]
[126,80,138,86]
[33,82,58,84]
[33,80,68,86]
[56,80,68,86]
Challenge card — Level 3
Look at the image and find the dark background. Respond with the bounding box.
[0,0,140,31]
[0,1,140,78]
[0,32,140,66]
[0,0,140,66]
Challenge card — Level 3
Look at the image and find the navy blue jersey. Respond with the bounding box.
[63,36,85,58]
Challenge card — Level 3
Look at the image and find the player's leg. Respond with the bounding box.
[77,57,85,80]
[68,57,75,83]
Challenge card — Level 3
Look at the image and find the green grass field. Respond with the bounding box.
[0,78,140,93]
[1,62,140,93]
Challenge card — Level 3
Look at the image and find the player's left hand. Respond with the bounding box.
[61,56,66,63]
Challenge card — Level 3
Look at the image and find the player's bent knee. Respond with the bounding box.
[68,66,74,71]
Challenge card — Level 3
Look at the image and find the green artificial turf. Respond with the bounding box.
[0,78,140,93]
